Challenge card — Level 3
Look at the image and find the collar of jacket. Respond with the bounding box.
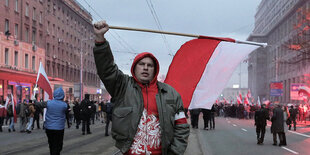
[133,80,168,93]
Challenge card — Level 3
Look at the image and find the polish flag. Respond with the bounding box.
[244,96,249,105]
[5,94,17,122]
[165,36,263,109]
[247,89,252,99]
[236,95,242,104]
[239,91,243,102]
[36,62,53,100]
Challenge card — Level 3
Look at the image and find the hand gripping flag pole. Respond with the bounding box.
[109,25,267,109]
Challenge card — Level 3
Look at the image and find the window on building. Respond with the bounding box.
[5,0,9,7]
[46,43,50,55]
[15,0,18,12]
[14,51,18,66]
[5,48,9,65]
[32,7,36,20]
[32,29,36,44]
[25,3,29,17]
[25,27,29,42]
[25,54,29,68]
[39,11,42,23]
[14,24,18,39]
[5,19,9,33]
[32,56,35,71]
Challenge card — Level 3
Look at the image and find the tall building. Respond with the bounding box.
[248,0,310,104]
[0,0,100,103]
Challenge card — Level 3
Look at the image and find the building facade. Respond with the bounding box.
[0,0,100,103]
[248,0,310,104]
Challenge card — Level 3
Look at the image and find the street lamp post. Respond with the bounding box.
[80,37,92,101]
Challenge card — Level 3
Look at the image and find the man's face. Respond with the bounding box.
[134,57,155,84]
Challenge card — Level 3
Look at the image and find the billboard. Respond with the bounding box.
[270,81,283,96]
[290,83,305,100]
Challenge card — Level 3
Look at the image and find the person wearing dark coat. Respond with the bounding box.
[289,105,298,131]
[254,104,269,144]
[271,104,286,146]
[73,99,81,129]
[210,104,216,129]
[80,94,92,135]
[104,101,113,136]
[32,99,42,130]
[201,108,211,130]
[190,108,201,129]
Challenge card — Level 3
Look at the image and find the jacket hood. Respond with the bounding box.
[130,52,159,85]
[53,87,65,100]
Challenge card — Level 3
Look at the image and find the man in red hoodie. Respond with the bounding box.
[93,21,190,155]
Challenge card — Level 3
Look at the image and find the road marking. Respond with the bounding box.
[2,125,8,128]
[241,128,247,132]
[288,130,310,138]
[232,124,237,127]
[227,121,231,123]
[281,147,299,154]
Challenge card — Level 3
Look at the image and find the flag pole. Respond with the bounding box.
[109,25,199,38]
[109,25,267,47]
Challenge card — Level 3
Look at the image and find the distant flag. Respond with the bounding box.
[36,62,53,100]
[5,94,17,122]
[247,89,252,99]
[164,36,262,109]
[244,96,249,105]
[223,97,227,104]
[11,94,17,123]
[239,91,243,102]
[236,95,242,104]
[257,96,261,106]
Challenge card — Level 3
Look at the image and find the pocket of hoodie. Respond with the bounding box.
[112,107,133,140]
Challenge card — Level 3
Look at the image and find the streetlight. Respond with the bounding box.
[80,37,92,101]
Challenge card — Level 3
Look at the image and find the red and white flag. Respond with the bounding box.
[5,94,17,122]
[244,96,249,105]
[239,91,243,102]
[247,89,252,99]
[236,95,242,104]
[36,62,53,100]
[165,36,262,109]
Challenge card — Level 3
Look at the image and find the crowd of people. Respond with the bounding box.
[0,94,114,136]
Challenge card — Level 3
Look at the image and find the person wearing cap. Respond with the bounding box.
[254,104,269,144]
[93,20,190,155]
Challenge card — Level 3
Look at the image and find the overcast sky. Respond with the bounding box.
[77,0,261,87]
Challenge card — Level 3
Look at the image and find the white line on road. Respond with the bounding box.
[282,147,299,154]
[288,130,310,138]
[241,128,247,132]
[227,121,231,123]
[232,124,237,127]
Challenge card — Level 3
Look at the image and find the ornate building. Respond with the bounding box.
[248,0,310,104]
[0,0,100,103]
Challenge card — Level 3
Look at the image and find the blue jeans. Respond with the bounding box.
[27,117,33,131]
[9,117,15,130]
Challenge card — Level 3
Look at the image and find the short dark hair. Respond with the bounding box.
[85,94,90,99]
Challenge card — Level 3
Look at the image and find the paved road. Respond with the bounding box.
[0,120,118,155]
[0,119,202,155]
[196,117,310,155]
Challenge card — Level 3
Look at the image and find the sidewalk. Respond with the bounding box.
[185,128,203,155]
